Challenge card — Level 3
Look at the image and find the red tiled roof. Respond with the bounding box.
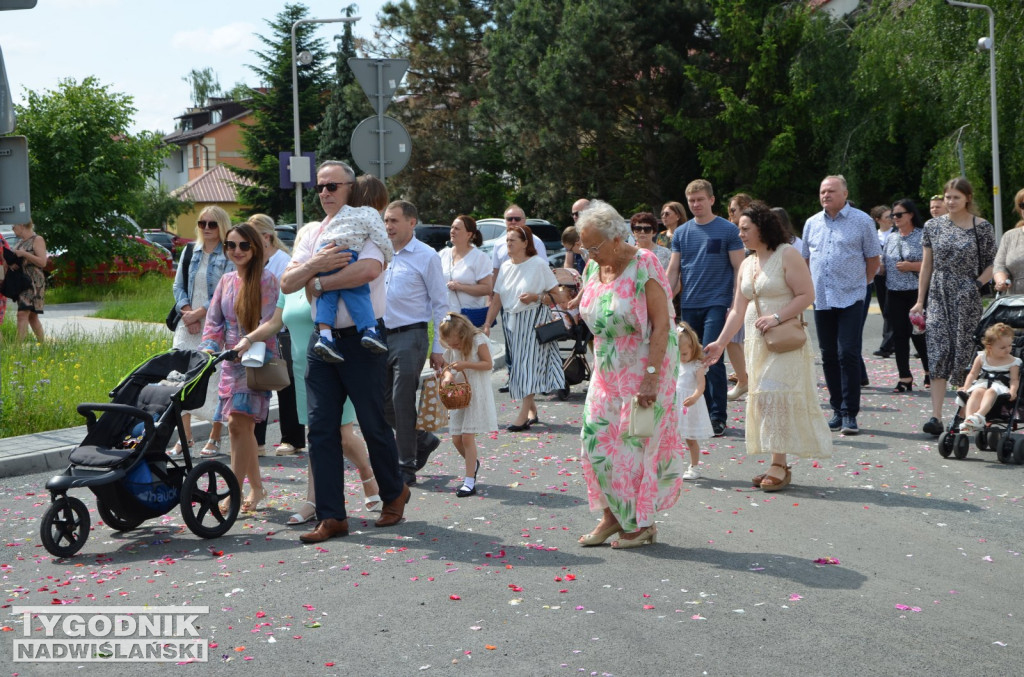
[172,164,254,204]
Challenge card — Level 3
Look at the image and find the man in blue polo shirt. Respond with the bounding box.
[802,175,881,436]
[667,179,745,437]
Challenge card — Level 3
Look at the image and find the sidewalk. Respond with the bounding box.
[0,303,506,478]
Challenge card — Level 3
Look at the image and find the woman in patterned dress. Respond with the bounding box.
[200,224,282,512]
[576,200,684,549]
[705,202,831,492]
[911,177,996,435]
[10,221,48,342]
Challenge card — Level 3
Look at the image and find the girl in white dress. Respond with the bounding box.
[960,322,1021,432]
[676,322,714,480]
[439,312,498,497]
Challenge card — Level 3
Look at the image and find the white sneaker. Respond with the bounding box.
[682,465,702,480]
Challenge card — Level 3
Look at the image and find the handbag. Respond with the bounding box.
[416,375,447,432]
[628,396,655,438]
[534,293,572,344]
[166,243,195,331]
[563,352,589,386]
[972,217,995,297]
[438,366,472,410]
[752,258,807,353]
[1,266,30,301]
[460,306,488,328]
[245,356,291,391]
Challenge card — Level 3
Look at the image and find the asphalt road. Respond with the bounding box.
[1,312,1023,676]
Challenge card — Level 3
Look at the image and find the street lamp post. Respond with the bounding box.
[291,14,359,229]
[946,0,1001,240]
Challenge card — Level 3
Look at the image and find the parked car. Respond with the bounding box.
[143,229,193,258]
[414,224,451,252]
[275,224,297,249]
[49,236,174,286]
[474,218,509,243]
[479,218,565,257]
[0,226,19,250]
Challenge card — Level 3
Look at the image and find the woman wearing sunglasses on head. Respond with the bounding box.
[169,205,234,458]
[993,188,1024,296]
[201,223,283,513]
[630,212,671,272]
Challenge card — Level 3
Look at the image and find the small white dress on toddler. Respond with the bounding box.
[676,360,714,440]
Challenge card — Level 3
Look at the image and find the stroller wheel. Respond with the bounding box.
[97,499,144,533]
[975,430,989,451]
[180,460,240,539]
[997,433,1015,464]
[40,496,90,558]
[1015,438,1024,466]
[557,387,570,401]
[953,434,970,460]
[987,429,1002,451]
[937,432,952,458]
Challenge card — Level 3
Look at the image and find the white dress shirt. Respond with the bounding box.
[385,235,449,353]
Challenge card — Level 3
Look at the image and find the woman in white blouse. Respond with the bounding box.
[484,225,567,431]
[438,215,493,326]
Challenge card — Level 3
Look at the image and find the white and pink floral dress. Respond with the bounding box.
[579,248,685,532]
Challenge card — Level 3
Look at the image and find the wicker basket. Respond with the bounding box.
[438,367,472,410]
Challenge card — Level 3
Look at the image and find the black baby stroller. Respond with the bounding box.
[550,267,592,400]
[935,295,1024,464]
[40,349,242,557]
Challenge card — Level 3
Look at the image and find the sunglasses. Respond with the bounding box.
[315,181,352,193]
[572,211,581,219]
[505,215,524,222]
[660,211,673,217]
[891,211,908,219]
[1018,201,1024,210]
[224,241,253,252]
[197,220,219,229]
[631,226,654,233]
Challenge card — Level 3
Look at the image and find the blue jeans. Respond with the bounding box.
[304,328,403,521]
[314,248,376,332]
[680,305,728,422]
[814,301,865,418]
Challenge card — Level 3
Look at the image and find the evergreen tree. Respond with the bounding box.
[235,3,331,221]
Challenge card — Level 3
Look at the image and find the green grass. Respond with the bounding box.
[1,319,171,437]
[46,274,173,323]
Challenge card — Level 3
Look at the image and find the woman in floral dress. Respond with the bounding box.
[201,224,281,512]
[911,177,996,435]
[576,200,684,549]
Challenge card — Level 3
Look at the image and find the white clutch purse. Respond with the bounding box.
[628,396,655,438]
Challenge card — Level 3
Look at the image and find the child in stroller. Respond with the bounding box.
[959,322,1020,433]
[39,349,242,557]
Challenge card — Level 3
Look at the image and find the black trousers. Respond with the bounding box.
[885,289,929,380]
[873,273,894,353]
[254,331,306,448]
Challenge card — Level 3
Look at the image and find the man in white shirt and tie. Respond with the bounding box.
[383,200,450,485]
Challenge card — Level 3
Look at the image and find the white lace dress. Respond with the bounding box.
[741,244,831,458]
[675,361,714,440]
[445,334,499,435]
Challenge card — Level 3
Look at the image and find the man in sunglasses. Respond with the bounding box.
[667,179,745,438]
[281,160,410,542]
[382,199,450,486]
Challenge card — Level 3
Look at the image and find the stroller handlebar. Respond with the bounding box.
[76,403,156,438]
[210,349,239,366]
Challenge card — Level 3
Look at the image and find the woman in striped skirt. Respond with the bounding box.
[484,225,567,431]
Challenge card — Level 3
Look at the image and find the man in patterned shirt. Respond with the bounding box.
[802,175,881,436]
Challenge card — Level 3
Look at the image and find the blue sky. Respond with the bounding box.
[1,0,389,133]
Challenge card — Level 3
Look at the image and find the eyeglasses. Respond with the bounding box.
[631,226,654,234]
[315,181,353,193]
[197,220,218,229]
[584,240,607,257]
[891,211,908,219]
[505,215,524,222]
[224,241,252,252]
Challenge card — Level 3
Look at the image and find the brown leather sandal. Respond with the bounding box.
[759,463,792,492]
[752,473,767,487]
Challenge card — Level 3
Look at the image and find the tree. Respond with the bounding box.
[235,3,331,221]
[182,67,222,107]
[373,0,504,220]
[14,77,168,282]
[129,183,194,231]
[317,4,367,167]
[485,0,707,221]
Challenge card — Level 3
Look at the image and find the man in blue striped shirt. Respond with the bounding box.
[802,175,881,436]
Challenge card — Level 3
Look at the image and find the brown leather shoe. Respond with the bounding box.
[375,484,410,527]
[299,518,349,543]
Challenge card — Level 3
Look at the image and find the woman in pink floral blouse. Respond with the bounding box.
[201,223,282,512]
